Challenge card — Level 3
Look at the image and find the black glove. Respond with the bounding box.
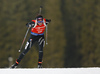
[26,23,31,27]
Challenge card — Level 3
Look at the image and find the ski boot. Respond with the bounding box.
[38,64,43,68]
[11,63,18,68]
[11,59,19,68]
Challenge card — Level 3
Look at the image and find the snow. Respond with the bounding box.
[0,68,100,74]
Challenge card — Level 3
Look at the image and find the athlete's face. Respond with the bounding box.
[37,19,43,25]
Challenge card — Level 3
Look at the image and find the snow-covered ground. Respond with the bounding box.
[0,68,100,74]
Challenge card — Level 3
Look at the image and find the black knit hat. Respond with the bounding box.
[36,15,43,20]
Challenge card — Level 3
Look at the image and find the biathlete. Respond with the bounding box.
[11,15,51,68]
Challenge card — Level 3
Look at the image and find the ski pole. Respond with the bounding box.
[46,25,48,45]
[19,27,30,52]
[39,6,43,15]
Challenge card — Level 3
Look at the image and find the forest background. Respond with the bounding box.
[0,0,100,68]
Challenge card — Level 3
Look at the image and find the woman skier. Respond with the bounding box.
[11,15,51,68]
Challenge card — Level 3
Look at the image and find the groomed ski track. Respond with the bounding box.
[0,68,100,74]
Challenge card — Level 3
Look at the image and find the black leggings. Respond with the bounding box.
[17,34,45,63]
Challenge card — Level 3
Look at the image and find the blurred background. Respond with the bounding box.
[0,0,100,68]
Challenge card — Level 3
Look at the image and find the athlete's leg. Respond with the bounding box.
[38,35,45,68]
[11,35,36,68]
